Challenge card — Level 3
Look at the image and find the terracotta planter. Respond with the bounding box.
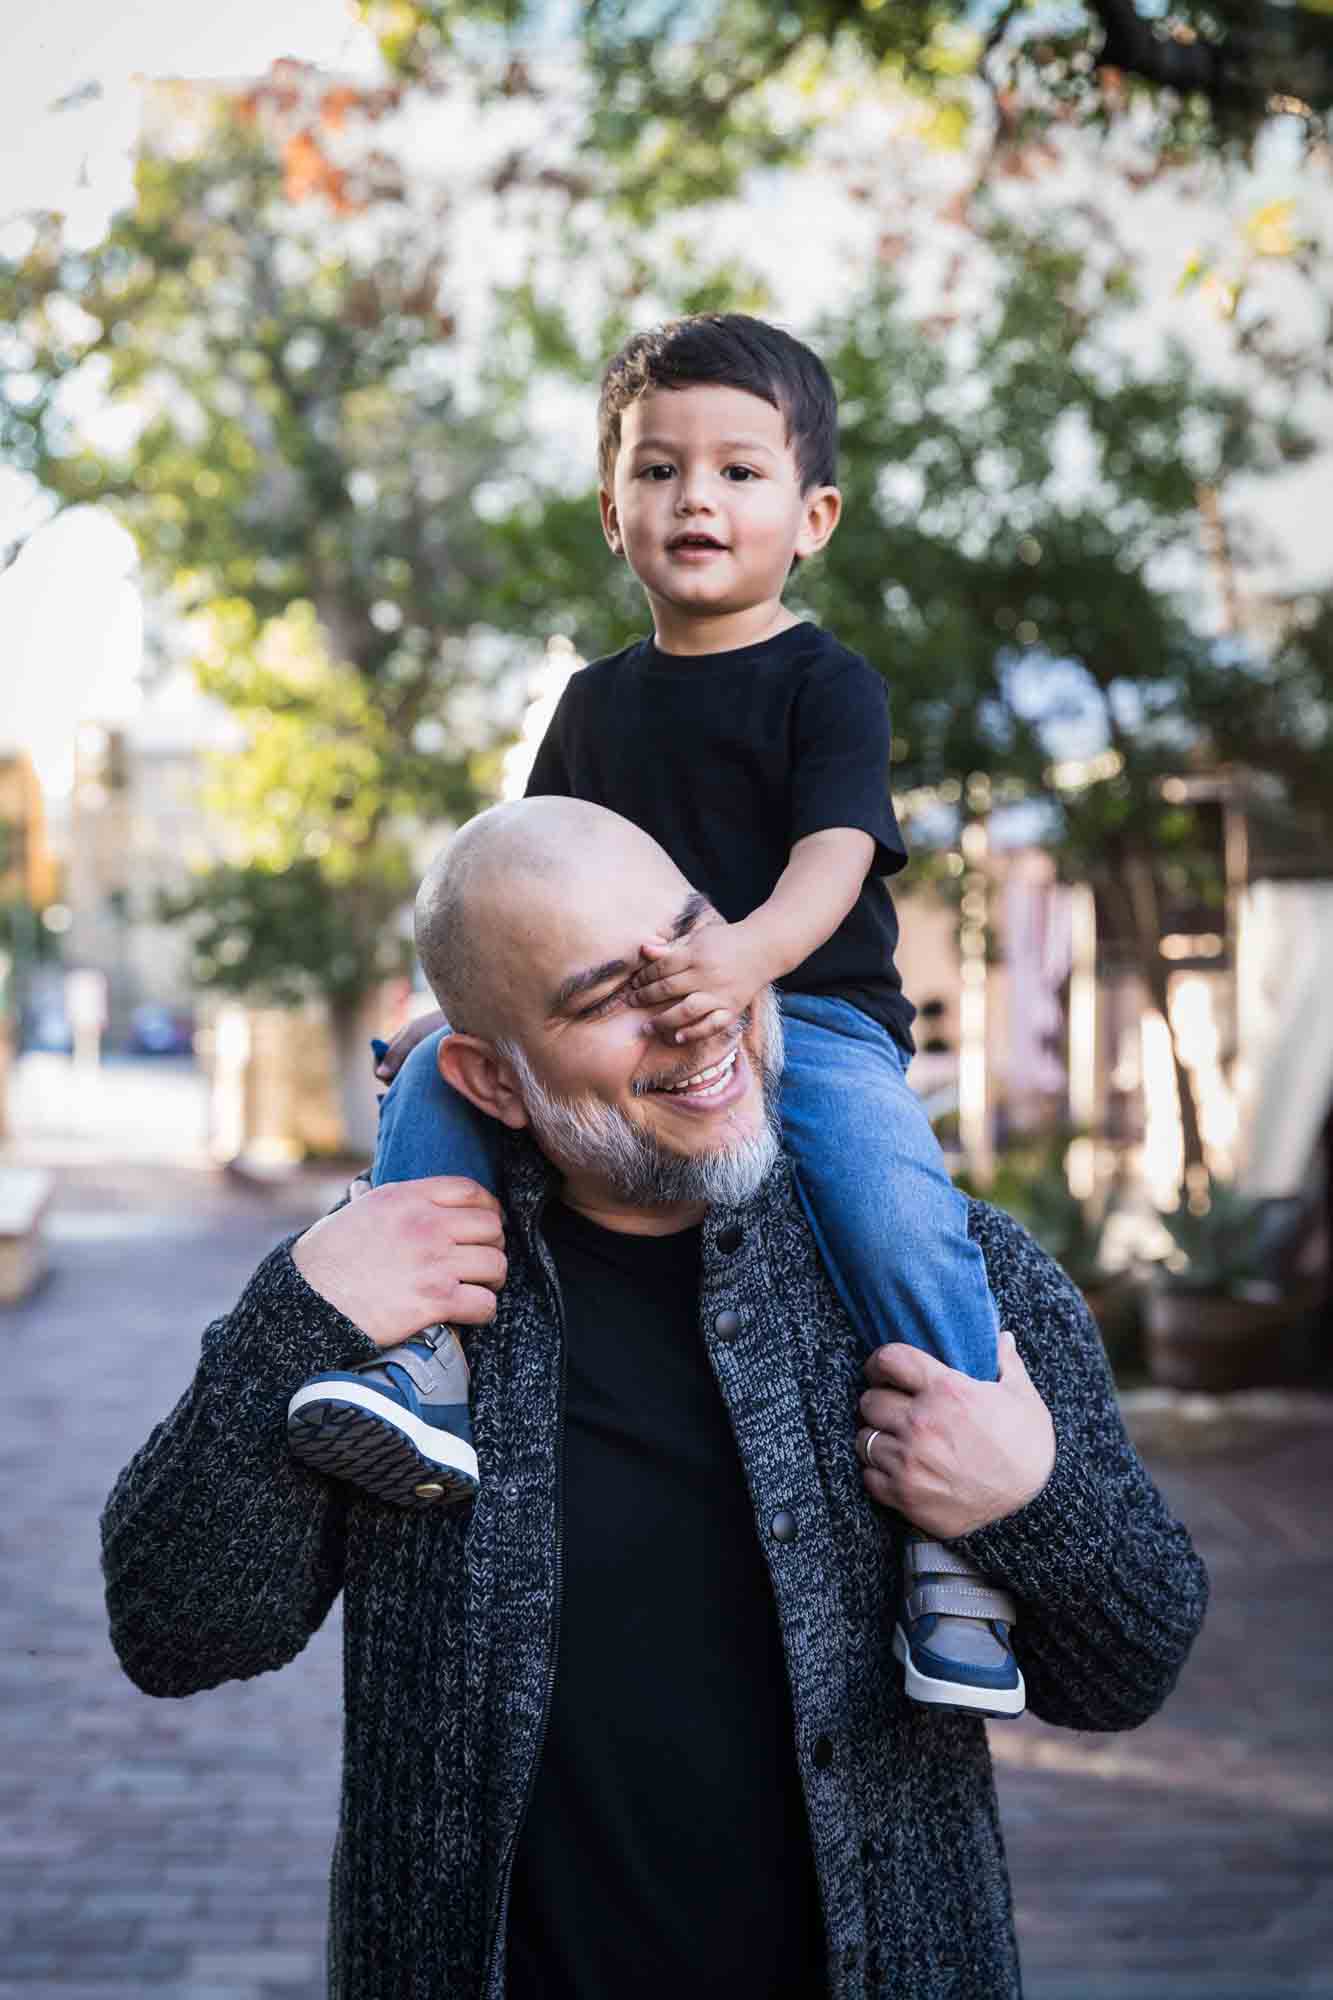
[1144,1286,1302,1393]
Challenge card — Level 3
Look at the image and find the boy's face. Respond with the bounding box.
[600,383,840,633]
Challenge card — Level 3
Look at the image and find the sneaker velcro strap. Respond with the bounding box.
[907,1541,986,1580]
[908,1582,1018,1624]
[374,1344,440,1393]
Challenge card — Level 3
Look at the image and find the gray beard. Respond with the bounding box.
[498,990,784,1209]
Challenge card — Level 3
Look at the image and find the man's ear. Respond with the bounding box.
[438,1033,530,1131]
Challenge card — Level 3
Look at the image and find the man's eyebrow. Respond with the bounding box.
[548,891,713,1016]
[669,890,713,940]
[549,956,632,1016]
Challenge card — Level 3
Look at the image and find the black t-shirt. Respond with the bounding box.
[525,620,915,1052]
[505,1201,827,2000]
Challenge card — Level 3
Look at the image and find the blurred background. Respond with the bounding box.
[2,4,1332,1996]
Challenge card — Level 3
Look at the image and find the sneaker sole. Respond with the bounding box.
[287,1390,480,1511]
[893,1624,1026,1719]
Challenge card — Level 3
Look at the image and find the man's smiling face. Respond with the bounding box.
[528,868,770,1162]
[421,799,783,1223]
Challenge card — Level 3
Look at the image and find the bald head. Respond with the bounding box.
[414,797,687,1038]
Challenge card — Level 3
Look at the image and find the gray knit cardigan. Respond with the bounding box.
[102,1141,1208,2000]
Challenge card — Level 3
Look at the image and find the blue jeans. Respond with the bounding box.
[779,995,997,1380]
[370,999,997,1381]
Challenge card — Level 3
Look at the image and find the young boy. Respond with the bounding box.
[287,313,1024,1718]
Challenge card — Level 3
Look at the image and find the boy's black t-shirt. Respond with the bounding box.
[524,620,915,1052]
[505,1199,827,2000]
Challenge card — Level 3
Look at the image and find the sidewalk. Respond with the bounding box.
[1,1159,1330,1999]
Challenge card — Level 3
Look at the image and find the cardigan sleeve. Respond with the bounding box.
[100,1238,380,1698]
[956,1202,1209,1732]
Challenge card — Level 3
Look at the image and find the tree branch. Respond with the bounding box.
[1087,0,1333,113]
[1089,0,1232,98]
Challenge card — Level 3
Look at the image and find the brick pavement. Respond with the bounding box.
[2,1159,1330,1999]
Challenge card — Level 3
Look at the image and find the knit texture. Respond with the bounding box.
[102,1142,1208,2000]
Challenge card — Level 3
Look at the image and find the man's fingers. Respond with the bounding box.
[856,1428,904,1505]
[418,1176,504,1214]
[857,1387,915,1434]
[347,1172,373,1202]
[996,1327,1026,1380]
[444,1245,508,1291]
[856,1425,902,1473]
[448,1282,502,1326]
[862,1342,949,1391]
[441,1207,507,1247]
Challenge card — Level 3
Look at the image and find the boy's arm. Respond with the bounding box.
[629,828,873,1044]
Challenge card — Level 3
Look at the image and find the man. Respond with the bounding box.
[102,798,1208,2000]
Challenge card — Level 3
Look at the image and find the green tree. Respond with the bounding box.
[1,68,529,1140]
[360,0,1333,213]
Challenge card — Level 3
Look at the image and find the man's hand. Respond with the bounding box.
[627,919,772,1045]
[856,1332,1055,1540]
[373,1008,448,1084]
[292,1177,507,1349]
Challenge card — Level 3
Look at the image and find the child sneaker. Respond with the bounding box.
[287,1325,479,1510]
[893,1536,1025,1718]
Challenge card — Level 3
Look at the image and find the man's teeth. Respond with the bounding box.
[661,1048,738,1097]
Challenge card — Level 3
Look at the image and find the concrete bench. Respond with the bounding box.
[0,1168,54,1304]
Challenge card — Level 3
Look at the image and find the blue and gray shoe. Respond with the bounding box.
[287,1325,479,1510]
[892,1537,1025,1719]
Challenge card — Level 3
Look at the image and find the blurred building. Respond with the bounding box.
[0,750,59,910]
[60,669,241,1044]
[898,778,1333,1304]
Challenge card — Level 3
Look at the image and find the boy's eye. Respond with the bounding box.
[641,464,675,481]
[724,465,759,480]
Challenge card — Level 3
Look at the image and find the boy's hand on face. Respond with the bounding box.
[628,918,771,1044]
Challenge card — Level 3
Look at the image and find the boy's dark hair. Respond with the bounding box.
[596,313,838,495]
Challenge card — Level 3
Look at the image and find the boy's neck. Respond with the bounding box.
[649,598,802,659]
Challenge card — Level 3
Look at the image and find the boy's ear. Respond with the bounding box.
[437,1034,530,1131]
[599,486,624,557]
[793,484,842,560]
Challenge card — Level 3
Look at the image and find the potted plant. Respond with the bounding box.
[1144,1182,1317,1392]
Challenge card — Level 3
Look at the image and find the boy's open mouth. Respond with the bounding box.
[668,533,727,551]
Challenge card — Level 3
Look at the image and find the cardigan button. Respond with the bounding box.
[713,1308,741,1343]
[842,1944,860,1971]
[769,1509,798,1544]
[812,1735,834,1769]
[715,1222,744,1254]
